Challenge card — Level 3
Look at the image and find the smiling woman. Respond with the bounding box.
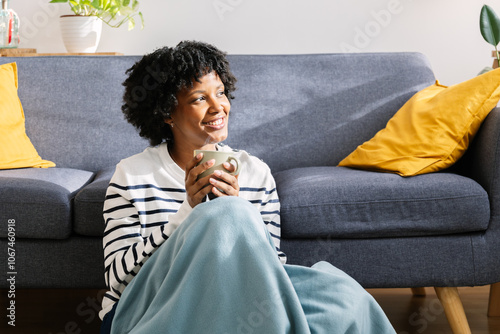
[99,40,396,334]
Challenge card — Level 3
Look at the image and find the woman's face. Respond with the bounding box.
[168,71,230,151]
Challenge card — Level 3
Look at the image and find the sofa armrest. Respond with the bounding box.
[470,107,500,217]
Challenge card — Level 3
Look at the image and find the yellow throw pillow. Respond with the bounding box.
[0,62,55,169]
[338,68,500,176]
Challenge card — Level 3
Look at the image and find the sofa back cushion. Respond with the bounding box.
[0,56,148,172]
[0,62,55,169]
[0,53,435,173]
[225,53,435,172]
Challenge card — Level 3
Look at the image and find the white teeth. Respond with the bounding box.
[206,118,223,126]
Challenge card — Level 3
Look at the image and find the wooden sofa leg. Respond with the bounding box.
[488,282,500,317]
[411,287,427,296]
[434,287,471,334]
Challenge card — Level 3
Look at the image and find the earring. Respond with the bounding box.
[170,123,174,128]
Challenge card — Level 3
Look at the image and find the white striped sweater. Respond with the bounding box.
[99,143,285,319]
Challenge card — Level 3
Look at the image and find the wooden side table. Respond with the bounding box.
[492,50,499,69]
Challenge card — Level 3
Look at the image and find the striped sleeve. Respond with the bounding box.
[101,164,192,302]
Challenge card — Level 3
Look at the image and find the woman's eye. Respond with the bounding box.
[193,96,205,103]
[217,91,225,97]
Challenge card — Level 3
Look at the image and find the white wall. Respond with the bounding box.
[11,0,495,85]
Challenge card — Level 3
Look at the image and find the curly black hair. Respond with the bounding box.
[122,40,237,146]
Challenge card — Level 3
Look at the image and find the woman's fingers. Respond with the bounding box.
[185,155,240,204]
[223,161,237,173]
[185,154,217,207]
[209,168,239,197]
[184,152,203,180]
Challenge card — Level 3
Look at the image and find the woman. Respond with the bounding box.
[99,41,396,333]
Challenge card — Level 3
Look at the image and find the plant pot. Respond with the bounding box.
[59,15,102,53]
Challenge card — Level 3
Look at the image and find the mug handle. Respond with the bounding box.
[227,157,241,176]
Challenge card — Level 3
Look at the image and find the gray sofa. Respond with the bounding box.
[1,53,499,332]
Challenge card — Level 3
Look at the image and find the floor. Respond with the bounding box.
[0,286,499,333]
[368,286,500,334]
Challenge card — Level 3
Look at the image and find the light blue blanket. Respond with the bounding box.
[111,197,395,333]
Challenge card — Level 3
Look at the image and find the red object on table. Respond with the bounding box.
[8,11,12,44]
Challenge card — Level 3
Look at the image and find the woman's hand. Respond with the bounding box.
[185,154,240,208]
[185,153,215,208]
[209,162,240,198]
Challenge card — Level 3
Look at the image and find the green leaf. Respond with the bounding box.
[478,66,494,75]
[53,0,144,30]
[109,5,119,13]
[480,5,500,46]
[102,0,111,11]
[139,11,144,29]
[119,7,133,15]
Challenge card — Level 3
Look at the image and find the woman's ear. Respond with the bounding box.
[165,119,174,128]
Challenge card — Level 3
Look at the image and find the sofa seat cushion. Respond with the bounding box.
[74,167,115,236]
[0,168,94,239]
[275,167,490,239]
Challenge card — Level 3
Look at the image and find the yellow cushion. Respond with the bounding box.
[0,62,55,169]
[338,68,500,176]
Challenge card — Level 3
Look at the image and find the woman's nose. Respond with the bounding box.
[208,97,224,112]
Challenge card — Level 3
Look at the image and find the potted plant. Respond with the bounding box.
[49,0,144,53]
[480,4,500,73]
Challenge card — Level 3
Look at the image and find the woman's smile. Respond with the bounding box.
[203,116,226,129]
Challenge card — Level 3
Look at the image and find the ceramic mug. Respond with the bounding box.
[194,150,241,180]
